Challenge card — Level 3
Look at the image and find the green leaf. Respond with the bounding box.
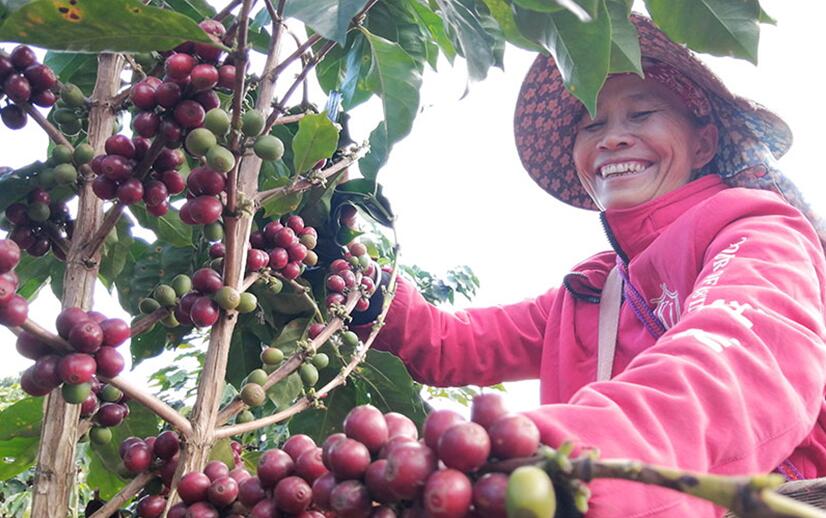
[226,328,263,389]
[291,112,340,175]
[0,436,39,480]
[130,323,167,366]
[606,0,641,74]
[357,350,428,427]
[129,205,192,248]
[644,0,761,64]
[88,404,160,500]
[0,397,43,441]
[260,176,303,218]
[0,0,215,52]
[284,0,370,45]
[116,242,193,316]
[332,179,394,228]
[43,52,98,93]
[515,0,611,115]
[434,0,499,81]
[479,0,542,51]
[208,438,235,468]
[13,253,56,301]
[48,259,66,300]
[406,0,457,63]
[163,0,216,20]
[0,161,42,214]
[288,382,358,443]
[100,219,133,290]
[358,28,422,179]
[267,372,303,411]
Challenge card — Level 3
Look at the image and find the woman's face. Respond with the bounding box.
[572,74,718,210]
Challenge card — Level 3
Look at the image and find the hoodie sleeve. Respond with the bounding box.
[368,276,557,388]
[523,200,826,516]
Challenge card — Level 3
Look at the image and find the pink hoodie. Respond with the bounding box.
[371,175,826,517]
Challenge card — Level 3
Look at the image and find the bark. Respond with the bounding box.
[30,53,124,518]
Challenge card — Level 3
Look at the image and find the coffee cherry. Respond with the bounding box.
[191,64,219,91]
[179,471,212,504]
[246,368,268,386]
[236,292,257,314]
[174,100,206,129]
[188,167,226,196]
[122,441,153,473]
[161,170,186,194]
[206,145,235,173]
[268,248,289,270]
[384,442,437,500]
[229,467,251,483]
[364,459,395,504]
[185,128,217,157]
[344,404,389,455]
[238,476,266,507]
[260,347,284,366]
[191,296,220,327]
[165,53,196,79]
[438,421,490,472]
[100,154,132,181]
[56,353,95,385]
[1,104,27,129]
[311,471,337,510]
[20,367,51,396]
[92,176,117,200]
[153,284,177,307]
[385,412,419,440]
[275,475,312,514]
[88,426,113,446]
[136,495,166,518]
[4,74,31,103]
[61,381,92,404]
[54,163,78,185]
[192,267,223,294]
[283,434,317,463]
[195,19,226,61]
[330,479,371,518]
[195,90,220,111]
[133,111,160,138]
[207,475,239,508]
[143,180,169,208]
[253,135,284,161]
[241,110,265,137]
[422,469,473,518]
[97,402,127,427]
[299,363,318,387]
[167,503,188,518]
[321,433,347,469]
[505,465,556,518]
[328,438,370,480]
[99,384,123,403]
[188,196,223,225]
[282,261,302,280]
[240,383,266,407]
[30,89,57,108]
[423,409,465,451]
[10,45,37,69]
[310,353,329,369]
[204,108,230,136]
[473,472,509,518]
[16,331,51,360]
[68,320,104,353]
[105,134,136,158]
[95,346,125,378]
[152,430,180,460]
[130,81,157,110]
[246,248,269,272]
[0,240,21,273]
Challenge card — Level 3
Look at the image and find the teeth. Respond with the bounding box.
[600,162,647,177]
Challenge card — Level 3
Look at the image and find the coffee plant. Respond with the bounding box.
[0,0,819,516]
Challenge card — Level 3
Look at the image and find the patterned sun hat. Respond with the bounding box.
[513,14,795,211]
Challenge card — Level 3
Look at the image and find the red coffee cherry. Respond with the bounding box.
[95,346,125,378]
[153,430,180,460]
[343,404,389,455]
[283,434,317,463]
[328,438,371,481]
[257,448,294,488]
[0,240,21,274]
[330,479,372,518]
[473,472,509,518]
[422,469,473,518]
[437,422,491,472]
[178,471,211,504]
[488,414,540,460]
[274,476,312,515]
[423,409,465,450]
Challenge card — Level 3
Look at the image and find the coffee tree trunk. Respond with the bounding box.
[30,53,124,518]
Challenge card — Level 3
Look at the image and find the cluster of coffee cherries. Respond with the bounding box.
[244,214,319,281]
[0,240,27,327]
[91,134,186,215]
[326,241,377,312]
[5,187,73,259]
[151,393,540,517]
[129,20,232,147]
[83,380,133,445]
[139,268,257,329]
[17,305,129,401]
[0,45,59,129]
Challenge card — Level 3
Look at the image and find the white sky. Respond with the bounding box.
[0,0,823,414]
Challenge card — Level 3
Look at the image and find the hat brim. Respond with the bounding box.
[513,14,792,210]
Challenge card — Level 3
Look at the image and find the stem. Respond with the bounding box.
[15,318,73,353]
[31,53,124,518]
[105,376,193,437]
[21,103,73,148]
[43,222,71,259]
[270,34,321,78]
[130,307,170,337]
[88,472,154,518]
[226,0,254,217]
[270,271,324,322]
[241,272,261,292]
[272,41,336,120]
[214,0,244,21]
[263,112,305,134]
[256,144,367,205]
[216,256,400,439]
[760,488,826,518]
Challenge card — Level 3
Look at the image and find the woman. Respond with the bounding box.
[358,15,826,517]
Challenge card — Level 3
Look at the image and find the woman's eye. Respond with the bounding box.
[630,110,655,120]
[581,121,604,132]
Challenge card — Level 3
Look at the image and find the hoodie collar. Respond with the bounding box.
[600,175,728,261]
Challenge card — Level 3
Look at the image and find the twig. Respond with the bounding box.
[216,256,399,439]
[760,488,826,518]
[255,144,367,205]
[241,271,261,292]
[270,40,336,121]
[88,472,154,518]
[122,54,146,80]
[271,34,322,77]
[214,0,244,21]
[43,222,71,260]
[262,0,278,21]
[77,419,93,438]
[130,307,170,337]
[270,270,324,322]
[105,376,193,437]
[12,319,73,353]
[226,0,254,218]
[21,103,73,149]
[110,88,132,111]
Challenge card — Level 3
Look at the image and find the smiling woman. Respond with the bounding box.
[353,13,826,517]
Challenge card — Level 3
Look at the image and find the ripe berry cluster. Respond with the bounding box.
[152,394,535,517]
[91,134,186,215]
[245,214,319,281]
[139,268,257,329]
[5,187,73,259]
[326,241,377,312]
[0,240,27,327]
[0,45,59,129]
[17,306,129,399]
[83,382,132,445]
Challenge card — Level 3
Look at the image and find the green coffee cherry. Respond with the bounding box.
[253,135,285,161]
[62,382,92,404]
[100,384,123,403]
[153,284,177,307]
[203,222,224,242]
[139,297,161,314]
[241,110,266,137]
[53,108,78,125]
[205,108,231,136]
[38,168,57,188]
[237,292,257,314]
[268,277,283,295]
[299,363,319,387]
[311,353,329,369]
[246,368,268,386]
[161,312,180,328]
[241,383,266,407]
[214,286,241,311]
[171,274,192,297]
[236,410,255,424]
[185,127,218,157]
[59,118,82,136]
[505,466,557,518]
[206,145,235,173]
[54,163,78,185]
[260,347,284,365]
[60,83,86,108]
[27,203,50,222]
[341,331,359,349]
[51,144,74,164]
[73,143,95,165]
[90,426,113,445]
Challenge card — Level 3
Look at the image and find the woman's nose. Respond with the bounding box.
[597,122,634,150]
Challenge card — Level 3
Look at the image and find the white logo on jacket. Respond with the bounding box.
[651,283,681,329]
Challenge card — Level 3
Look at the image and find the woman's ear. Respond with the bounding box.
[692,122,719,169]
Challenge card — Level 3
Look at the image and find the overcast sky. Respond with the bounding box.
[1,1,823,413]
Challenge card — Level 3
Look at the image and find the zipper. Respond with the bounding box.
[599,211,630,264]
